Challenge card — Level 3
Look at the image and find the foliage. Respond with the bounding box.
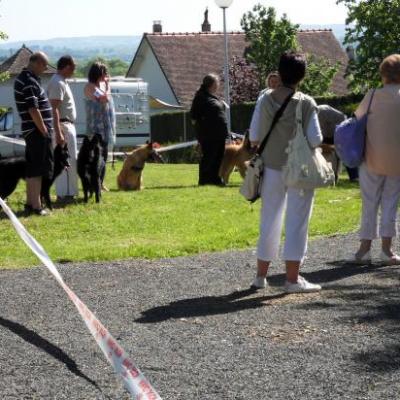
[241,3,298,84]
[225,56,261,104]
[0,163,361,268]
[338,0,400,91]
[151,94,364,141]
[300,55,340,96]
[241,3,340,96]
[75,57,129,78]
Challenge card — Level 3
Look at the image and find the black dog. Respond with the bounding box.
[77,134,105,203]
[0,144,70,210]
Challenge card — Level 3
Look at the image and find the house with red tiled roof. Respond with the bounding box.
[0,45,56,77]
[127,21,349,110]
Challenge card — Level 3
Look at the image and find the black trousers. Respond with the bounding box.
[199,139,225,185]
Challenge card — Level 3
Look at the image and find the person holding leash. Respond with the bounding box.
[47,55,78,202]
[190,74,229,186]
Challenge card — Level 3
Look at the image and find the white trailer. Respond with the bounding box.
[0,77,150,157]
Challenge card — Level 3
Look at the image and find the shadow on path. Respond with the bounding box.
[136,288,287,323]
[0,316,99,389]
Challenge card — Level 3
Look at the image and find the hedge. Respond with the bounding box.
[151,93,365,144]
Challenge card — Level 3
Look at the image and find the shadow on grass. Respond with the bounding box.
[135,288,287,323]
[0,316,100,389]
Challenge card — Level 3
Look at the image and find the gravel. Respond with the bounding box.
[0,232,399,399]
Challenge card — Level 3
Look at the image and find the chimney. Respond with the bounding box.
[153,20,162,33]
[201,8,211,32]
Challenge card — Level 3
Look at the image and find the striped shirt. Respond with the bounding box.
[14,68,53,137]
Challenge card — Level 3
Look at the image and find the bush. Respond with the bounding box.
[150,93,365,163]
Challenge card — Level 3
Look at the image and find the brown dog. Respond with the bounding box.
[117,142,163,191]
[219,133,255,184]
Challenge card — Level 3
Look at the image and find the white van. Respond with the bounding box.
[0,77,150,157]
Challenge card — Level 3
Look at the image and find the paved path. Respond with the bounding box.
[0,233,399,399]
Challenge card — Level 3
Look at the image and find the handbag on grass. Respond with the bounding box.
[240,91,294,202]
[334,89,375,168]
[282,93,335,190]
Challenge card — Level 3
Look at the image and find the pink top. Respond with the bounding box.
[356,84,400,177]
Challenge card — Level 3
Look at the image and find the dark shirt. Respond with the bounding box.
[14,68,53,137]
[190,88,229,142]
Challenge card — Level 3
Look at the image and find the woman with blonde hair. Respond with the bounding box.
[353,54,400,264]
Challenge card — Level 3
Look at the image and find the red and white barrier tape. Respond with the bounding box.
[0,197,162,400]
[0,134,26,146]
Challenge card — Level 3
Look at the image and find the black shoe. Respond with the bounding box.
[24,204,33,212]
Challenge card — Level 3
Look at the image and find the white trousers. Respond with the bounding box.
[359,164,400,240]
[55,122,78,197]
[257,168,315,262]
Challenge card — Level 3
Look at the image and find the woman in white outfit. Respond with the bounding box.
[249,52,323,293]
[353,54,400,265]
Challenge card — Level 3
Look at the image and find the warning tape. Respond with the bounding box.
[0,197,162,400]
[0,134,25,146]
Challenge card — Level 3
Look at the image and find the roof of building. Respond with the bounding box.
[128,30,349,108]
[0,45,56,76]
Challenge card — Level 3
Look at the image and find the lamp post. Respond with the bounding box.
[215,0,233,133]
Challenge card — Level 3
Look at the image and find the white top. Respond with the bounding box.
[249,92,323,148]
[47,73,77,122]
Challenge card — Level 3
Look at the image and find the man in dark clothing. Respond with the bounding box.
[14,52,54,215]
[190,74,229,186]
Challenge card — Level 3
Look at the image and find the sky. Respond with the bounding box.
[1,0,348,43]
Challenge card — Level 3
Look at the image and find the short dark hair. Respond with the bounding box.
[278,51,307,86]
[88,62,109,84]
[201,73,219,90]
[57,55,75,70]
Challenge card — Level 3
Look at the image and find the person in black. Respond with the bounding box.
[14,52,54,216]
[190,74,229,186]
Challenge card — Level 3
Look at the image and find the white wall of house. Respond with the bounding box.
[127,39,179,109]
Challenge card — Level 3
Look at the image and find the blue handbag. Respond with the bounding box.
[334,90,375,168]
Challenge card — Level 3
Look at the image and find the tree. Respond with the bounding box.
[241,4,298,85]
[338,0,400,90]
[75,57,129,78]
[224,57,260,104]
[241,3,339,97]
[300,55,340,96]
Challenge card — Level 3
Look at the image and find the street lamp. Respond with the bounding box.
[215,0,233,132]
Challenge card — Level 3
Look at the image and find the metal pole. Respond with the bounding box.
[222,7,231,132]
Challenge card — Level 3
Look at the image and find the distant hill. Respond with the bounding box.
[0,35,142,63]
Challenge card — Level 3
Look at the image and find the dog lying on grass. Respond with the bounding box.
[77,134,105,203]
[117,142,164,191]
[219,133,256,184]
[0,144,70,209]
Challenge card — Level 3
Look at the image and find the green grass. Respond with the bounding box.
[0,163,361,269]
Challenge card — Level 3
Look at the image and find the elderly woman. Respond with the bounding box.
[190,74,229,186]
[84,62,116,188]
[249,52,323,293]
[353,54,400,265]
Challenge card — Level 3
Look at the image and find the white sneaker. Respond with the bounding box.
[380,251,400,266]
[251,276,268,289]
[351,250,372,265]
[285,276,321,293]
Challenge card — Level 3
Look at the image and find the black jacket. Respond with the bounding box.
[190,88,229,142]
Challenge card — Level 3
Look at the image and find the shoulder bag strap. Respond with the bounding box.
[366,89,376,116]
[257,91,295,156]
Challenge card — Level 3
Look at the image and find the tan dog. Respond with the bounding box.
[219,133,255,184]
[117,142,163,191]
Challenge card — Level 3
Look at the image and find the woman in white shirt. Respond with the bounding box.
[249,52,323,293]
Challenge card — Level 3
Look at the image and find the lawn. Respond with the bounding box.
[0,163,361,269]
